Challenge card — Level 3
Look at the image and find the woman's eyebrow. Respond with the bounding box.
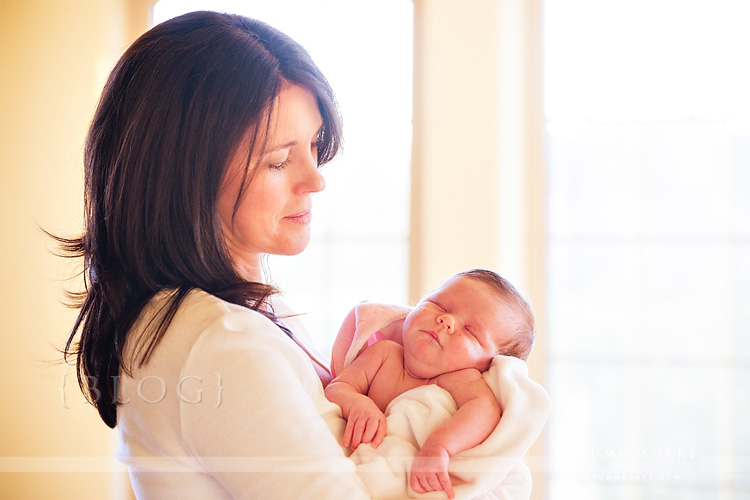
[263,124,324,155]
[263,140,296,155]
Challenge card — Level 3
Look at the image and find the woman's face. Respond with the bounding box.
[218,83,326,281]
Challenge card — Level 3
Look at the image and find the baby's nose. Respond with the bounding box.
[437,314,454,332]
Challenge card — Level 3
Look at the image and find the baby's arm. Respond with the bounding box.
[324,341,391,450]
[410,369,501,499]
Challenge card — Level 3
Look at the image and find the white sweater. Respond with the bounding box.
[116,289,372,499]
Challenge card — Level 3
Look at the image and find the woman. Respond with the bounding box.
[60,10,540,500]
[60,10,373,498]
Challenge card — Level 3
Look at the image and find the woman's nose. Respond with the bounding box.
[305,166,326,193]
[436,314,454,333]
[297,152,326,194]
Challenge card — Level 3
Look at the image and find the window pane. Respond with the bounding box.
[546,241,640,357]
[545,1,750,498]
[640,122,733,237]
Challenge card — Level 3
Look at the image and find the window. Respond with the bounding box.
[544,0,750,498]
[153,1,413,355]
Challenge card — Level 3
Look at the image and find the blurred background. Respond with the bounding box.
[1,0,748,498]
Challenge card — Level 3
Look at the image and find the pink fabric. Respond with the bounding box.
[330,301,411,377]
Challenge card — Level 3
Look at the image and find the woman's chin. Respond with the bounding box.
[275,236,312,257]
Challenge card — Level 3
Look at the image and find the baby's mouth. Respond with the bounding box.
[423,330,440,345]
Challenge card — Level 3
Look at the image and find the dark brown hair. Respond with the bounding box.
[56,11,342,428]
[457,268,536,361]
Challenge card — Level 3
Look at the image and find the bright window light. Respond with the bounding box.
[545,1,750,498]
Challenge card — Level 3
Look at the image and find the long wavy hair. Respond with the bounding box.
[56,11,342,428]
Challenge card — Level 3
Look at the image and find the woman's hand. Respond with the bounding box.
[410,445,454,499]
[342,397,386,450]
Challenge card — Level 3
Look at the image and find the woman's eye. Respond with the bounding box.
[269,158,290,170]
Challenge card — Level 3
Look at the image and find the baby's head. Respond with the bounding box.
[455,269,536,361]
[401,268,535,379]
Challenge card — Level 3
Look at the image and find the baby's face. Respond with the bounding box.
[401,275,518,379]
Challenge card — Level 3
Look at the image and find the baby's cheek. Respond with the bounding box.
[468,346,494,371]
[445,346,470,368]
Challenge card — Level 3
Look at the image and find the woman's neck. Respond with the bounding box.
[233,256,263,282]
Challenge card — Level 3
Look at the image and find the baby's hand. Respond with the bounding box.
[410,446,454,499]
[343,398,386,450]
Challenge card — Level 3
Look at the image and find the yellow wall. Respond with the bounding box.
[0,0,147,498]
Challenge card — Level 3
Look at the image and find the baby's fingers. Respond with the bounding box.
[437,472,454,499]
[342,419,356,448]
[412,446,453,496]
[349,416,368,449]
[410,470,454,499]
[371,417,386,448]
[411,472,442,495]
[360,416,385,448]
[409,472,429,493]
[410,472,424,494]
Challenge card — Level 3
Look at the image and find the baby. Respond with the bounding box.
[325,269,535,499]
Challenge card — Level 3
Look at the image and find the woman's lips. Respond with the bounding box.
[284,210,312,224]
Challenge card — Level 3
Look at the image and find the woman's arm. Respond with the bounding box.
[180,312,373,500]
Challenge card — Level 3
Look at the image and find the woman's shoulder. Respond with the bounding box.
[163,288,270,326]
[171,289,294,344]
[126,288,317,391]
[173,290,321,399]
[134,289,301,371]
[173,289,309,366]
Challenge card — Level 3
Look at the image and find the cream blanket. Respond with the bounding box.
[331,302,551,500]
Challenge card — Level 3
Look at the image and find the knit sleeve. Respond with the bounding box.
[179,309,374,500]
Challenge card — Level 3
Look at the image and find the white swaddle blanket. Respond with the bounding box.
[333,302,551,500]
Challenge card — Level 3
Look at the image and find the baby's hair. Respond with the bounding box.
[457,269,536,361]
